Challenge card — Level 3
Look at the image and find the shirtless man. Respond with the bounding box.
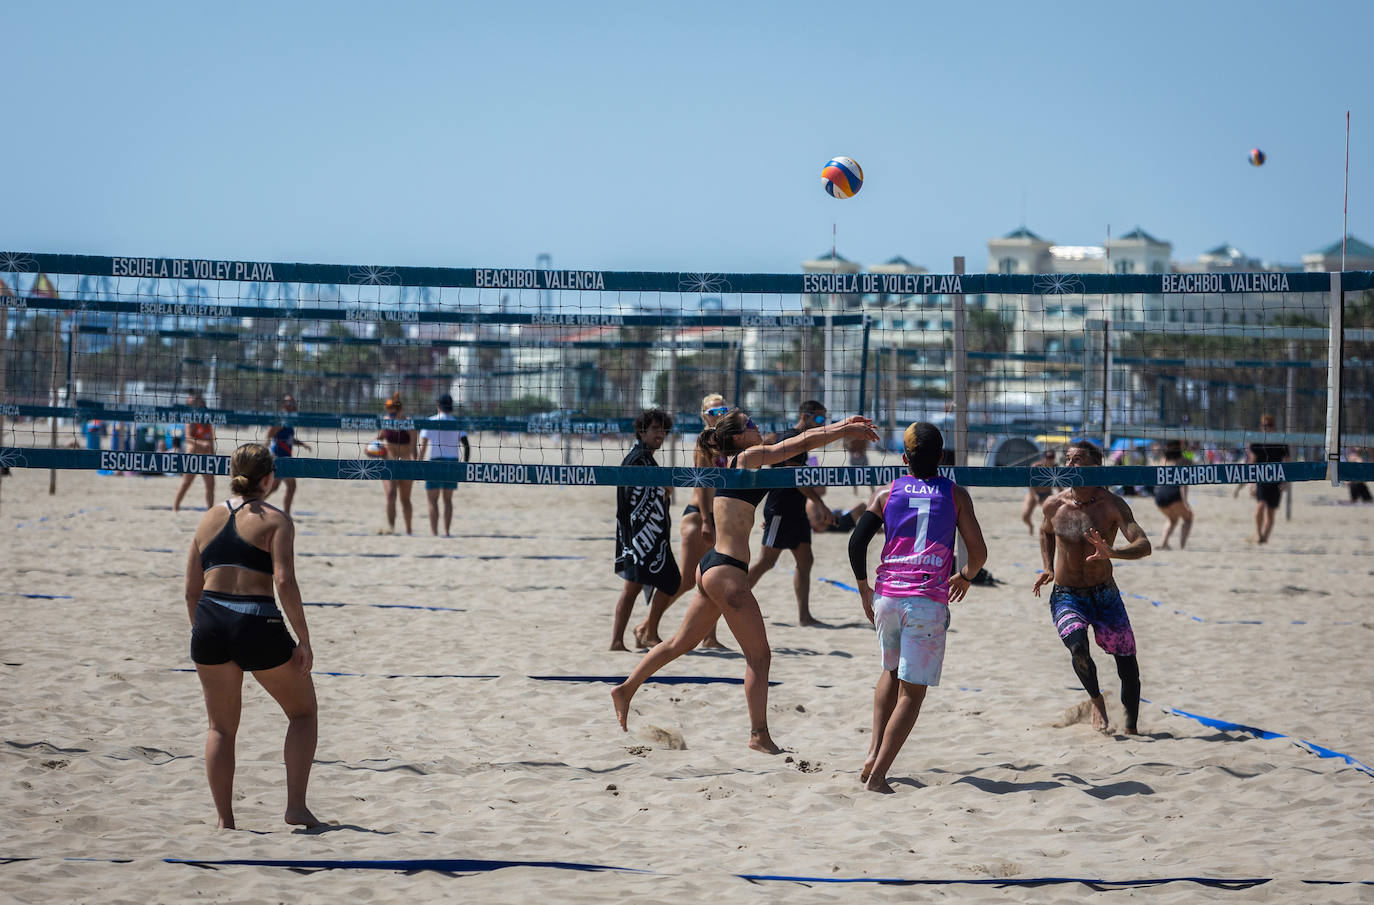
[1031,439,1152,735]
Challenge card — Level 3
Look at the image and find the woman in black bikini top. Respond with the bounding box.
[612,408,878,755]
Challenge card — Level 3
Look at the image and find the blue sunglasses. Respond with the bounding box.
[705,405,730,417]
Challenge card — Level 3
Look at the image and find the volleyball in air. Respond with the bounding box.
[1248,148,1266,167]
[364,439,387,458]
[822,156,863,198]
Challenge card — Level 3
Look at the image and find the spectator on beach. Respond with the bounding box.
[416,393,469,537]
[1021,448,1058,534]
[610,409,681,651]
[185,442,321,830]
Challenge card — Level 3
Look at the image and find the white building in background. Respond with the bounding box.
[1301,235,1374,272]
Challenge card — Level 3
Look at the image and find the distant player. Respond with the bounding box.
[266,394,311,516]
[416,393,469,537]
[1021,448,1057,534]
[172,392,215,512]
[1247,413,1288,544]
[746,400,837,626]
[610,409,680,651]
[1153,445,1193,549]
[848,422,987,793]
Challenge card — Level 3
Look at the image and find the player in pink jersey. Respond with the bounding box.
[848,422,987,794]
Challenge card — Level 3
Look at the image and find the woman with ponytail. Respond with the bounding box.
[613,409,878,753]
[185,442,321,829]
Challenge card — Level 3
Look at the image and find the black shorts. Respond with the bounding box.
[191,593,296,672]
[761,510,811,551]
[1256,482,1282,509]
[682,504,701,517]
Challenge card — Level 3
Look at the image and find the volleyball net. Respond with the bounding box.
[1,250,1371,489]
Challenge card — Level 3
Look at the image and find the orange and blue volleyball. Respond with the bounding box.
[822,156,863,198]
[1248,148,1265,167]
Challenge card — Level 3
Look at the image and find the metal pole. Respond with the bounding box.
[952,257,968,571]
[0,304,8,513]
[48,315,60,495]
[952,257,968,467]
[1325,272,1344,485]
[1102,319,1112,453]
[887,345,897,449]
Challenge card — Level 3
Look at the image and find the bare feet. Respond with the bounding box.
[217,816,236,830]
[799,617,830,628]
[1159,542,1171,550]
[1090,696,1111,734]
[609,641,629,652]
[633,624,660,648]
[1125,725,1141,736]
[610,685,631,731]
[860,757,875,783]
[285,806,323,829]
[697,635,729,651]
[864,776,896,794]
[748,728,783,755]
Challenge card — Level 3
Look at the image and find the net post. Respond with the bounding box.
[48,314,60,495]
[1325,270,1344,485]
[951,257,968,468]
[1101,319,1112,454]
[952,257,968,573]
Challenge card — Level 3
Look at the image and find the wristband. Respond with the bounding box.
[954,570,970,582]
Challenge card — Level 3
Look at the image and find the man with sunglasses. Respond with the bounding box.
[746,400,839,626]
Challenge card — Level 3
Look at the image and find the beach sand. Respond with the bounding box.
[1,463,1371,904]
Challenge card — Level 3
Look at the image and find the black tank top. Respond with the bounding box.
[200,500,274,574]
[715,455,768,508]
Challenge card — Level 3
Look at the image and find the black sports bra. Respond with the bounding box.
[715,455,769,507]
[200,500,274,575]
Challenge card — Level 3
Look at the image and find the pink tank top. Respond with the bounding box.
[874,476,958,603]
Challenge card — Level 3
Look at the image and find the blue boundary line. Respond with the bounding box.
[41,856,1374,887]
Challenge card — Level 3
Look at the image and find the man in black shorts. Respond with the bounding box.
[746,400,834,626]
[1248,413,1288,545]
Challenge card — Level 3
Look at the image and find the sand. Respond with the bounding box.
[1,462,1371,904]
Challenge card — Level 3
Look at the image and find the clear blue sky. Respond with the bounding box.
[4,0,1369,274]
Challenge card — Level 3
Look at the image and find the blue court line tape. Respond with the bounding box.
[166,669,760,684]
[168,668,497,679]
[47,857,1374,887]
[1148,702,1374,777]
[304,601,464,612]
[297,552,587,561]
[5,593,74,599]
[529,675,779,686]
[817,576,859,593]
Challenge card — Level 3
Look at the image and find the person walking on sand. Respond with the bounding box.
[173,392,216,512]
[848,422,987,794]
[266,394,311,516]
[1247,413,1288,545]
[416,393,469,537]
[612,409,878,754]
[633,393,729,650]
[377,395,417,535]
[1032,439,1151,735]
[185,443,321,830]
[1153,445,1193,549]
[610,409,681,650]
